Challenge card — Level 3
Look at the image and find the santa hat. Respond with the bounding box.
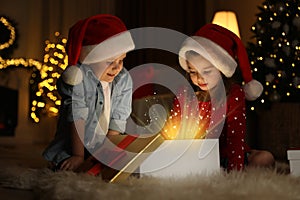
[66,14,135,65]
[178,23,263,101]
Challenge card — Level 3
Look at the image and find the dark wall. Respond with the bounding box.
[115,0,206,69]
[115,0,206,34]
[0,86,18,136]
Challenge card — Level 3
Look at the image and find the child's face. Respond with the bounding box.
[96,53,126,82]
[187,54,222,91]
[100,54,126,82]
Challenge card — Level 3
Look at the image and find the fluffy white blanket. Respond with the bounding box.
[0,163,299,200]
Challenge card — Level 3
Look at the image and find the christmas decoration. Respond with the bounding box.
[29,32,68,122]
[0,15,68,123]
[0,16,17,58]
[247,0,300,110]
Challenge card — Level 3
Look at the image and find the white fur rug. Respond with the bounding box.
[1,163,300,200]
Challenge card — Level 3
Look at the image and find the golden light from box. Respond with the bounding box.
[162,109,208,140]
[130,91,204,140]
[160,94,207,140]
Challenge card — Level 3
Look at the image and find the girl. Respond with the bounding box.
[43,14,135,171]
[176,24,275,171]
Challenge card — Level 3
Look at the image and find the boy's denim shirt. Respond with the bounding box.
[43,64,133,164]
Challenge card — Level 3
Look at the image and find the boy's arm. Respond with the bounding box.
[60,119,85,170]
[107,129,120,136]
[71,119,85,157]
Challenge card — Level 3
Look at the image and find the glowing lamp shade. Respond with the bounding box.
[212,11,241,38]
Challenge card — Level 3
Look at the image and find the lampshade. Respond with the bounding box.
[211,11,240,38]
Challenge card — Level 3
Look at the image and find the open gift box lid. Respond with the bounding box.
[139,139,220,178]
[79,133,164,183]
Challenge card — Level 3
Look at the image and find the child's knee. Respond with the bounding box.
[259,151,275,166]
[248,150,275,167]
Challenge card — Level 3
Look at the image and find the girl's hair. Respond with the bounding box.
[184,50,243,102]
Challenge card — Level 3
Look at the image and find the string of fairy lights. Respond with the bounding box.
[247,0,300,110]
[0,16,68,123]
[0,16,16,50]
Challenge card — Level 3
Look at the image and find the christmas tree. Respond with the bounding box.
[29,32,68,122]
[247,0,300,109]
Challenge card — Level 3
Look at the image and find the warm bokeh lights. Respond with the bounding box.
[0,15,68,123]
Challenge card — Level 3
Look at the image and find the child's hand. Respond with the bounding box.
[60,155,84,171]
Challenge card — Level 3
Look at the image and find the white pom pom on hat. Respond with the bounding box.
[179,23,263,101]
[62,65,83,86]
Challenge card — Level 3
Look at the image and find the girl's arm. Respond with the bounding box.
[225,85,249,171]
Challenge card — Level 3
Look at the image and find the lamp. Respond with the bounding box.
[212,11,241,38]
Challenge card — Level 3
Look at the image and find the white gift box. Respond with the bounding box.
[287,149,300,176]
[139,139,220,178]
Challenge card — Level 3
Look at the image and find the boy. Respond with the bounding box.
[43,14,135,171]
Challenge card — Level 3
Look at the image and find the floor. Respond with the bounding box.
[0,142,48,168]
[0,142,48,200]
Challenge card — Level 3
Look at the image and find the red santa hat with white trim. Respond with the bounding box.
[66,14,135,65]
[179,23,263,101]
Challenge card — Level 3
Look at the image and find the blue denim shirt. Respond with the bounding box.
[42,64,132,164]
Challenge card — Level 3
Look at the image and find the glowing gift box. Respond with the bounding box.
[287,149,300,176]
[139,139,220,178]
[78,134,165,183]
